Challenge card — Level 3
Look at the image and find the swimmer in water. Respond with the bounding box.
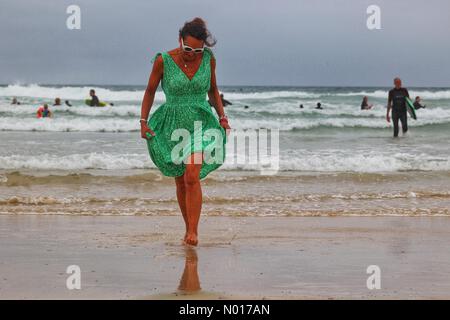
[413,96,426,110]
[361,96,373,110]
[37,104,52,118]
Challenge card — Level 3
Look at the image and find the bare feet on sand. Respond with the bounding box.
[184,232,198,246]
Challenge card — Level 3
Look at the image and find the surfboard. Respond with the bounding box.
[85,99,107,107]
[405,97,417,120]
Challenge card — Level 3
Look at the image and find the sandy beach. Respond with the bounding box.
[1,215,449,299]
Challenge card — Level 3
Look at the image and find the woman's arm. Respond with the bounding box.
[208,57,231,132]
[140,55,163,138]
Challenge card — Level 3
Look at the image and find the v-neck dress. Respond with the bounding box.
[146,48,227,179]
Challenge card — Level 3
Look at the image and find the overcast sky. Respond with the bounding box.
[1,0,449,86]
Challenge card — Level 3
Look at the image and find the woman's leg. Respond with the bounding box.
[175,175,188,242]
[184,152,203,246]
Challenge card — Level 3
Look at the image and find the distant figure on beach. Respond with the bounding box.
[88,89,100,107]
[140,17,230,246]
[208,92,232,107]
[361,96,373,110]
[413,96,426,110]
[387,77,410,137]
[65,100,72,107]
[53,98,61,106]
[11,97,21,105]
[299,104,304,109]
[316,102,323,110]
[36,104,51,118]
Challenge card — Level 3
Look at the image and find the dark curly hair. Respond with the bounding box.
[179,17,216,47]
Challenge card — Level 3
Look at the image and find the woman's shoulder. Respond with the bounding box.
[151,49,177,64]
[150,51,164,64]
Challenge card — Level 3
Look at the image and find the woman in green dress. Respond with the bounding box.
[140,18,230,246]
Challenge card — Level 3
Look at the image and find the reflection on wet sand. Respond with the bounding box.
[177,246,201,294]
[143,245,232,299]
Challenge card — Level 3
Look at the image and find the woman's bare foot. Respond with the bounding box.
[181,232,188,245]
[185,232,198,246]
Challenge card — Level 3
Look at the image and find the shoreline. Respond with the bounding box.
[1,169,449,217]
[1,215,450,299]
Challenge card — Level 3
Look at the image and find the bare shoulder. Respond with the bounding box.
[152,54,164,72]
[153,54,163,65]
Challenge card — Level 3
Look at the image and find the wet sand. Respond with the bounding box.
[1,215,450,299]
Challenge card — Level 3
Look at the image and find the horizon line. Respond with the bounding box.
[1,83,450,89]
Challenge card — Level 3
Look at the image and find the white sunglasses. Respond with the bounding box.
[181,38,205,53]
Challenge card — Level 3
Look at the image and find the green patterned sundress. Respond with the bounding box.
[146,47,227,179]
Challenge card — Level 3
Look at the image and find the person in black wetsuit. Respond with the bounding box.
[387,77,409,137]
[413,96,426,110]
[220,93,232,106]
[208,93,232,107]
[361,96,373,110]
[89,89,100,107]
[316,102,323,110]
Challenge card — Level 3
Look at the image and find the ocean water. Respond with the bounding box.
[1,84,450,216]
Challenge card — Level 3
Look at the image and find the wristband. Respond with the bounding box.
[140,118,147,123]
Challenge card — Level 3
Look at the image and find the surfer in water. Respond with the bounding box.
[386,77,410,137]
[220,93,232,106]
[208,93,232,107]
[361,96,373,110]
[316,102,323,110]
[88,89,100,107]
[413,96,426,110]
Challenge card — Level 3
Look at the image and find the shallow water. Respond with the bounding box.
[1,85,449,216]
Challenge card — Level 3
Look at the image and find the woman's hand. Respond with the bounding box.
[219,117,231,136]
[141,122,156,139]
